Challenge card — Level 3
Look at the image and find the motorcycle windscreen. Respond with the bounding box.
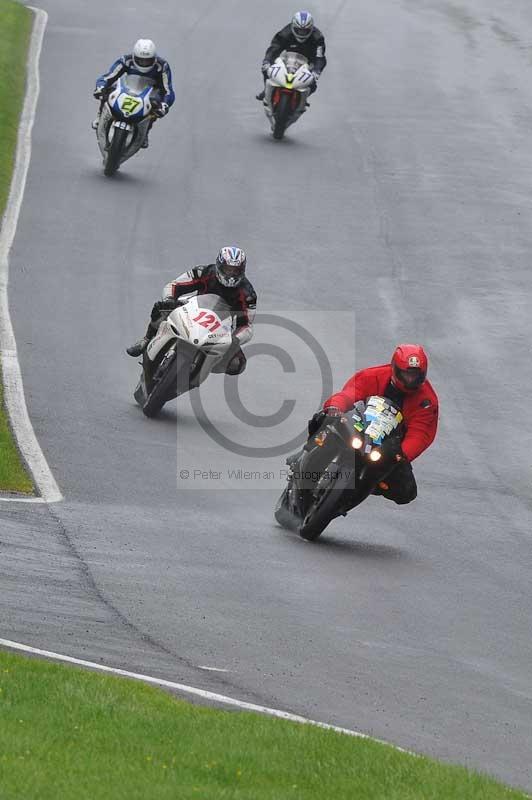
[280,51,309,72]
[190,293,233,323]
[120,74,154,96]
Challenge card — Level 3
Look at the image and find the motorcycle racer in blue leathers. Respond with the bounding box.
[92,39,175,148]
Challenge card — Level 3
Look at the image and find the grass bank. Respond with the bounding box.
[0,649,527,800]
[0,0,34,493]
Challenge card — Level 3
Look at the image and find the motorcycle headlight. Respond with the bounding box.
[369,449,382,462]
[351,436,363,450]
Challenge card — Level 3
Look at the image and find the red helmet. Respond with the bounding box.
[391,344,428,392]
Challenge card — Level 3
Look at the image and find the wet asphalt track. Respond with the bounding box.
[2,0,532,790]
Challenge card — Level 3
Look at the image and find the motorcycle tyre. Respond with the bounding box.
[273,93,292,140]
[142,350,194,417]
[274,486,300,531]
[299,462,357,542]
[104,127,127,176]
[142,352,178,418]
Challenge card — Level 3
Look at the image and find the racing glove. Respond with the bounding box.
[261,60,271,76]
[382,437,405,462]
[93,85,107,99]
[312,71,321,84]
[155,298,176,311]
[150,298,176,322]
[308,407,342,437]
[154,101,169,118]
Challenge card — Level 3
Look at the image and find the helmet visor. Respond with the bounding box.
[134,56,155,68]
[217,260,245,286]
[220,263,243,279]
[292,24,312,39]
[394,365,426,390]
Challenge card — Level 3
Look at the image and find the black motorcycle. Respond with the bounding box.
[274,395,404,541]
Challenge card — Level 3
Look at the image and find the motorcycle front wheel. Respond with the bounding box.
[274,486,300,531]
[142,352,178,418]
[299,462,357,542]
[104,128,127,176]
[272,93,292,140]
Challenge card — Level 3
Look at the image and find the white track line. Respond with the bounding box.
[0,637,407,752]
[0,7,62,503]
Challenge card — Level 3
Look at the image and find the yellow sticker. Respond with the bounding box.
[121,95,141,114]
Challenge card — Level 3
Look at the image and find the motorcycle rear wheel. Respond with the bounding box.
[104,128,127,176]
[273,93,292,140]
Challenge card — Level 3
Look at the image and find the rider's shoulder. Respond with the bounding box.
[190,265,209,279]
[355,363,389,380]
[241,277,257,304]
[419,380,439,406]
[312,27,325,42]
[174,266,206,282]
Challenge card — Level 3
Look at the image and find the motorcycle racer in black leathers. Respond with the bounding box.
[126,247,256,376]
[256,10,326,101]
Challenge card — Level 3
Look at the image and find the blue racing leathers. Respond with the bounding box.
[95,54,175,107]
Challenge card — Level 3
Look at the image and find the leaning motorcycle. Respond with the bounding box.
[274,396,404,541]
[263,51,314,139]
[96,75,158,176]
[133,294,234,418]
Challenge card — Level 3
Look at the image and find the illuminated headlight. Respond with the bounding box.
[351,436,364,450]
[369,449,382,462]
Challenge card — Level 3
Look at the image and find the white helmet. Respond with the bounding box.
[291,10,314,43]
[132,39,156,73]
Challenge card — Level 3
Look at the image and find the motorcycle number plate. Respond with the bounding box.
[113,121,133,130]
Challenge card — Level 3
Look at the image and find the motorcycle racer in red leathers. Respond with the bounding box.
[313,344,438,504]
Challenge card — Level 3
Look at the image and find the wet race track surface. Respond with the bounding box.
[2,0,532,791]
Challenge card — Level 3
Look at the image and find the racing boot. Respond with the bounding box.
[141,132,149,149]
[256,90,265,101]
[126,336,149,357]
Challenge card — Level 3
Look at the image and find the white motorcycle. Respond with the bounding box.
[96,75,158,176]
[133,294,234,418]
[263,51,314,139]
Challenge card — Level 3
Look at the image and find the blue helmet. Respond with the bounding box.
[215,246,247,288]
[291,10,314,42]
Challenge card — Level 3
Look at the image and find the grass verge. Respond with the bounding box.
[0,0,34,493]
[0,649,527,800]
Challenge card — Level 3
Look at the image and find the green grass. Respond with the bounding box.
[0,379,33,492]
[0,650,527,800]
[0,0,34,493]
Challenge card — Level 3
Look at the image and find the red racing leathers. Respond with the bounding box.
[323,364,438,462]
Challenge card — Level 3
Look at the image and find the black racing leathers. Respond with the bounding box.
[148,265,257,376]
[264,25,327,75]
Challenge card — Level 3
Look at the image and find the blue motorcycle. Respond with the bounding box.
[96,75,159,176]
